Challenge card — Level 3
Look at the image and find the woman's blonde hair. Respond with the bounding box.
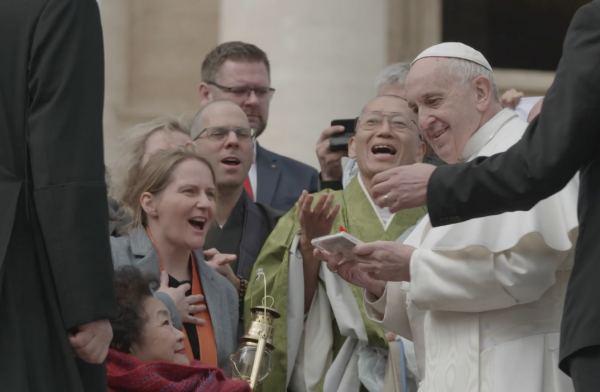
[127,146,215,232]
[108,117,191,212]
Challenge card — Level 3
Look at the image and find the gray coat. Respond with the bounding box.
[110,226,238,375]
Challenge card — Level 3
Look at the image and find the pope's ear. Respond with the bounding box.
[473,75,494,112]
[348,137,357,159]
[415,140,426,163]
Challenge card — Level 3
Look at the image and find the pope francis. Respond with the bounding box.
[318,43,579,392]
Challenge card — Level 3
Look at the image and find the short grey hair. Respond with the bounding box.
[108,116,191,209]
[445,58,499,101]
[190,100,243,140]
[375,63,411,93]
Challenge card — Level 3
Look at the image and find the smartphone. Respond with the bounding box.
[329,119,356,152]
[311,231,363,259]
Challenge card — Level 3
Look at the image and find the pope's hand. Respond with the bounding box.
[352,241,416,282]
[372,163,436,212]
[314,248,387,298]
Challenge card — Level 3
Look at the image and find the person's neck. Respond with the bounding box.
[216,183,244,226]
[477,102,503,131]
[359,173,376,202]
[146,221,191,281]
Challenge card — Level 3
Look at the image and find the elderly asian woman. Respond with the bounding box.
[109,147,238,375]
[107,266,250,392]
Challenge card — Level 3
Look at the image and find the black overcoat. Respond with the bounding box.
[0,0,117,390]
[425,0,600,376]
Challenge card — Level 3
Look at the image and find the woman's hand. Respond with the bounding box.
[314,248,387,298]
[204,248,240,292]
[157,271,206,326]
[297,191,341,256]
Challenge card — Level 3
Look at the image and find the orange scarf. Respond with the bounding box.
[145,227,218,366]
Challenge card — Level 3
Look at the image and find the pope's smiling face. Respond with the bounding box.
[406,57,484,163]
[349,95,425,183]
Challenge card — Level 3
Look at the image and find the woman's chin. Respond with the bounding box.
[183,234,206,251]
[174,354,191,366]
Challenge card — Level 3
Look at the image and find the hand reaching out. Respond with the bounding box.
[371,163,436,212]
[297,190,341,254]
[204,248,240,292]
[351,241,415,282]
[500,88,524,109]
[314,247,387,298]
[157,271,206,326]
[298,190,341,312]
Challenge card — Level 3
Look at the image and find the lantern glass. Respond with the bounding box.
[230,345,272,382]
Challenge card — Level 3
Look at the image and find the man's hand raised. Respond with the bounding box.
[68,319,113,364]
[316,126,348,181]
[298,191,341,252]
[372,163,436,212]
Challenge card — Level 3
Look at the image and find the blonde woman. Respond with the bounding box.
[109,147,238,375]
[107,117,191,236]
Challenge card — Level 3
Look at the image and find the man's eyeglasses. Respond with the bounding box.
[208,82,275,101]
[357,112,419,135]
[193,127,256,143]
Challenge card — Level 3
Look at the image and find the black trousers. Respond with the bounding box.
[569,345,600,392]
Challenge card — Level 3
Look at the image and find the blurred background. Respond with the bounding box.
[98,0,586,169]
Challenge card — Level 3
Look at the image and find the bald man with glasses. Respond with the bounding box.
[189,100,283,335]
[199,41,319,212]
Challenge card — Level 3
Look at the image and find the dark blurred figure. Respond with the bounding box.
[0,0,117,391]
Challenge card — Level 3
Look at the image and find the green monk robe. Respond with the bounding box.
[245,177,426,392]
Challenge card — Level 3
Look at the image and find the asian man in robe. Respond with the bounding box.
[320,43,579,392]
[246,95,427,392]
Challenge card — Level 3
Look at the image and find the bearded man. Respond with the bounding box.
[246,95,427,392]
[320,43,579,392]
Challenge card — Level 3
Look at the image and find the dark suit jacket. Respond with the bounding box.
[426,0,600,374]
[0,0,117,389]
[237,191,284,279]
[255,143,319,211]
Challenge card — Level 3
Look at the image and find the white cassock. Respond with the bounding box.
[364,108,579,392]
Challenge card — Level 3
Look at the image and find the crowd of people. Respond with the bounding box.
[97,39,571,392]
[2,0,599,392]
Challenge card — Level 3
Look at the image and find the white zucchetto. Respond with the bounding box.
[412,42,492,71]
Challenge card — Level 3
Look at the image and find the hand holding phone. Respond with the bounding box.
[329,119,356,152]
[317,120,355,182]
